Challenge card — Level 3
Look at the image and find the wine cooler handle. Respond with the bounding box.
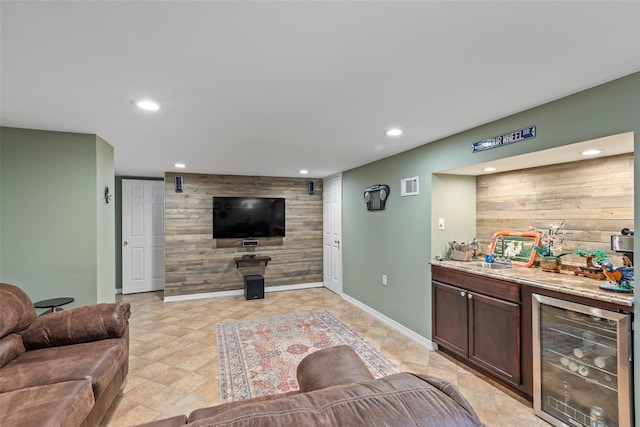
[629,331,633,362]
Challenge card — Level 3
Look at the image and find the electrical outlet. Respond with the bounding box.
[438,217,445,230]
[382,275,387,286]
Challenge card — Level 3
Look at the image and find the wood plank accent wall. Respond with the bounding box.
[476,153,634,256]
[164,173,323,297]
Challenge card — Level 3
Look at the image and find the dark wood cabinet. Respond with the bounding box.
[432,281,468,356]
[431,264,634,402]
[432,265,527,396]
[468,291,520,384]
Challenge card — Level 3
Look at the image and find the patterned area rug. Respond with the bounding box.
[216,310,401,402]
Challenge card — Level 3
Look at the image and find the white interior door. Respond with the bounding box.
[122,179,165,294]
[323,174,342,294]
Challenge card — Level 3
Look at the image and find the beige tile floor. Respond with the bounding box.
[102,287,551,426]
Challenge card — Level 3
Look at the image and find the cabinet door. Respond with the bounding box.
[469,291,521,385]
[433,281,469,357]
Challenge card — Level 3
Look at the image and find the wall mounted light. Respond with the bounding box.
[104,186,112,203]
[175,176,183,192]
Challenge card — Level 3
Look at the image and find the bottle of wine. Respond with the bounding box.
[593,356,611,369]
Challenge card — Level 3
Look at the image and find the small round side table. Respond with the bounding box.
[33,297,74,315]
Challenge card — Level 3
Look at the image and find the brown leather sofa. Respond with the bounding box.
[0,283,131,427]
[138,345,485,427]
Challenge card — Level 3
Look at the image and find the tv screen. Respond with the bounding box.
[213,197,285,239]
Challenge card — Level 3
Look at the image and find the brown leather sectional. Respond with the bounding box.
[0,283,130,426]
[138,345,486,427]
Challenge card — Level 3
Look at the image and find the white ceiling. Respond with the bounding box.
[1,1,639,179]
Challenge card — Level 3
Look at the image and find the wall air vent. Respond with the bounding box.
[400,176,419,196]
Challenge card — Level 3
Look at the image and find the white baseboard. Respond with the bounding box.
[341,293,438,351]
[265,282,324,293]
[163,281,323,303]
[115,288,122,295]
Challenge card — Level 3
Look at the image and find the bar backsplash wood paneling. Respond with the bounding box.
[476,153,634,256]
[164,173,323,297]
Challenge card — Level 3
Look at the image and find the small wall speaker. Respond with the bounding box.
[175,176,183,193]
[308,181,315,195]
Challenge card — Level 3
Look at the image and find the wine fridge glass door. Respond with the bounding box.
[532,294,632,427]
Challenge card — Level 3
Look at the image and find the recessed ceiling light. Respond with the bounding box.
[299,169,309,175]
[174,163,186,168]
[581,149,602,156]
[483,167,497,172]
[385,128,403,137]
[136,100,160,111]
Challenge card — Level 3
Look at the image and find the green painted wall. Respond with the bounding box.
[431,174,476,259]
[0,127,115,307]
[343,72,640,414]
[96,136,115,303]
[343,151,432,334]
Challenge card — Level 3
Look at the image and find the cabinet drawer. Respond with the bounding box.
[432,265,520,303]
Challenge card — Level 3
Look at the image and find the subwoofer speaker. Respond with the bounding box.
[244,275,264,300]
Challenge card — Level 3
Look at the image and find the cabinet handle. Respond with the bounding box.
[468,293,473,299]
[460,291,466,297]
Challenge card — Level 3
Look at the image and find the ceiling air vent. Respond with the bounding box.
[400,176,419,196]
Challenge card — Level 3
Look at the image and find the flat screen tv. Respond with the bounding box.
[213,197,285,239]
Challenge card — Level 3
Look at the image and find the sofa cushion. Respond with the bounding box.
[0,380,94,427]
[0,338,127,399]
[0,334,25,368]
[23,302,131,350]
[181,373,483,427]
[188,391,300,422]
[0,283,37,338]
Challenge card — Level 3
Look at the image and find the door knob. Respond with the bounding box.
[123,241,128,247]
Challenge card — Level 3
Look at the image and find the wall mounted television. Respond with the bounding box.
[212,196,285,239]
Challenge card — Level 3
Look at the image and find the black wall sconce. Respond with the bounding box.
[175,176,183,193]
[363,184,390,211]
[104,186,112,204]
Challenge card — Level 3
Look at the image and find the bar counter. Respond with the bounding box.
[430,259,634,307]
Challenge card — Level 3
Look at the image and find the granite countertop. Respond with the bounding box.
[430,259,635,307]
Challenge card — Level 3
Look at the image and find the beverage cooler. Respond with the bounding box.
[532,294,633,427]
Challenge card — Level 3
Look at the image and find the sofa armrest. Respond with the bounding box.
[296,345,374,392]
[22,302,131,350]
[412,373,483,421]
